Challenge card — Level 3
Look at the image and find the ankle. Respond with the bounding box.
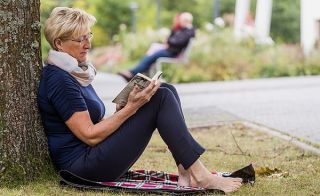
[192,173,211,188]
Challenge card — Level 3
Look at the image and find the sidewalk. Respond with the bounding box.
[92,72,320,153]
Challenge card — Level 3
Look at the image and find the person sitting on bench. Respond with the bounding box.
[118,12,195,82]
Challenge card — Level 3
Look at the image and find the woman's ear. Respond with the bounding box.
[54,39,63,51]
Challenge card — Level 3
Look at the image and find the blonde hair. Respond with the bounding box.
[44,7,96,50]
[180,12,193,28]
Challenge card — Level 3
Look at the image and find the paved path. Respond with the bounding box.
[92,73,320,146]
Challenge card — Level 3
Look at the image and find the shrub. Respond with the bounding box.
[108,28,320,83]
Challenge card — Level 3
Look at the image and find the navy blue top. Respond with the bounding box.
[167,27,195,55]
[37,65,105,170]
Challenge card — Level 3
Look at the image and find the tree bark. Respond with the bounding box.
[0,0,49,185]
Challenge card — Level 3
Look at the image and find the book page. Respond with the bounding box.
[152,71,163,80]
[112,71,162,107]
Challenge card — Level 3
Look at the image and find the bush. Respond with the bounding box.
[109,28,320,83]
[304,50,320,75]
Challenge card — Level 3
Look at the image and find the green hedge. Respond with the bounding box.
[114,28,320,83]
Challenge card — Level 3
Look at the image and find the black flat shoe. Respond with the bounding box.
[223,164,256,185]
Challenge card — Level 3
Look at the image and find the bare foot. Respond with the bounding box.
[192,175,243,193]
[178,173,198,187]
[177,174,190,187]
[177,165,191,187]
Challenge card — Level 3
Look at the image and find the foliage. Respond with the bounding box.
[271,0,300,43]
[303,50,320,75]
[220,0,236,14]
[40,0,303,58]
[112,27,319,83]
[39,0,314,80]
[94,0,131,40]
[160,0,211,28]
[182,29,308,82]
[119,27,170,62]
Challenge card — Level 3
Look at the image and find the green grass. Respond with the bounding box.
[1,123,319,195]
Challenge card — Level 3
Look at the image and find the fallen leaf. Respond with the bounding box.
[256,166,281,176]
[269,172,289,178]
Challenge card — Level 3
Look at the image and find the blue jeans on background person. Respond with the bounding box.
[130,49,175,75]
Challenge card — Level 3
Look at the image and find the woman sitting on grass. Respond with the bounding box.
[37,7,242,193]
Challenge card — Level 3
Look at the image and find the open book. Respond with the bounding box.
[112,71,163,107]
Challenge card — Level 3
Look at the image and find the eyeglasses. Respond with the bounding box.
[68,32,93,45]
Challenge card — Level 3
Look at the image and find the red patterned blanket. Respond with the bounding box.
[60,164,255,195]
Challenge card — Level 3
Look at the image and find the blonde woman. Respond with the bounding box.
[38,7,242,193]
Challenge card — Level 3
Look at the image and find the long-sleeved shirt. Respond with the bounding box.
[167,27,195,55]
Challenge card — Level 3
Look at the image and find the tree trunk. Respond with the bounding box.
[0,0,49,185]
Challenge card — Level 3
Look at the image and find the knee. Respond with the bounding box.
[160,83,178,93]
[150,87,181,111]
[156,87,176,102]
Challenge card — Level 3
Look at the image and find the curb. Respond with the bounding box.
[242,121,320,156]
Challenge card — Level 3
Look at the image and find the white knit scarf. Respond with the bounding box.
[45,49,96,86]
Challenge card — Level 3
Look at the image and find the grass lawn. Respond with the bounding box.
[1,123,319,195]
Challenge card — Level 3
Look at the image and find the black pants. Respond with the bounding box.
[68,83,205,181]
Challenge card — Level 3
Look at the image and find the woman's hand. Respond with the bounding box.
[125,80,161,113]
[66,81,160,147]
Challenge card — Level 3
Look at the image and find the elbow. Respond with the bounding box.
[86,139,98,147]
[83,125,100,147]
[82,135,99,147]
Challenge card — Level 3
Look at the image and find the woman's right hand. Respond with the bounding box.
[125,80,161,113]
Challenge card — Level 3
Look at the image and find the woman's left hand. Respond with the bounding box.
[125,80,161,113]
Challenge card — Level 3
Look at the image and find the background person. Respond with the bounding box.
[38,7,242,194]
[145,12,182,56]
[118,12,196,82]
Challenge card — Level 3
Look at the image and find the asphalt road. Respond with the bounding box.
[93,73,320,146]
[176,76,320,145]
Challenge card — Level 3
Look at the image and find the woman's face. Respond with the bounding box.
[56,30,93,63]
